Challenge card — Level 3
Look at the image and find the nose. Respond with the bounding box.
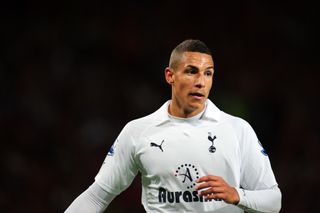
[195,73,205,88]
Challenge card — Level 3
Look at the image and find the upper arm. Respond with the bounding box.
[237,119,278,190]
[95,123,139,195]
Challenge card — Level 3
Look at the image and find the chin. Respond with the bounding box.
[189,102,205,111]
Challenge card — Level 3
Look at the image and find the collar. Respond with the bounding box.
[154,99,221,126]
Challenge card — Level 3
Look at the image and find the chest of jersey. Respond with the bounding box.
[135,121,241,191]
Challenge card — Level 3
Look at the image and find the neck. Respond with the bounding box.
[168,100,206,118]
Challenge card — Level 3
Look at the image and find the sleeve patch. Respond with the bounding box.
[258,140,268,156]
[107,139,118,156]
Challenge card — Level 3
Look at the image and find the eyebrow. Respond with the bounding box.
[185,65,214,70]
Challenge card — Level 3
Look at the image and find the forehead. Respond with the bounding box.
[179,52,214,68]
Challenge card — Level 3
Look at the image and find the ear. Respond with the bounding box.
[165,67,174,85]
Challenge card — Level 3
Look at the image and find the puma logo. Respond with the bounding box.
[150,140,164,152]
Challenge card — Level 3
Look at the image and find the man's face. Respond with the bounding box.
[165,51,214,116]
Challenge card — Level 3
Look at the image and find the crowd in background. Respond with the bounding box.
[1,1,318,212]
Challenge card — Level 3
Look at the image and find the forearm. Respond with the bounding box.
[65,182,116,213]
[235,185,282,213]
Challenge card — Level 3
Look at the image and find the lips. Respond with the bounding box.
[189,92,205,98]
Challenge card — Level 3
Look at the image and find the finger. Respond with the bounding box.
[205,192,225,201]
[196,175,220,183]
[210,186,225,194]
[195,181,222,190]
[198,187,213,196]
[204,195,222,202]
[195,179,225,190]
[199,186,225,196]
[195,182,211,190]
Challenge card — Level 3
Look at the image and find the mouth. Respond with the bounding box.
[189,92,205,99]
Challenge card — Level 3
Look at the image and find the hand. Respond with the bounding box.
[195,175,240,205]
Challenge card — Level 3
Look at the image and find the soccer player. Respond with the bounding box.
[65,39,282,212]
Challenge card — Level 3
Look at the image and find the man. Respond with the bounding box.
[65,39,282,212]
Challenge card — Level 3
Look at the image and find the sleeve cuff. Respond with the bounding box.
[234,187,251,211]
[235,187,245,206]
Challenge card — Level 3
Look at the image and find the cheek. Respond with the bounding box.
[206,79,213,91]
[176,83,188,96]
[177,77,192,90]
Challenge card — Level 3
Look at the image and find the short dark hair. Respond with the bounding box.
[169,39,212,69]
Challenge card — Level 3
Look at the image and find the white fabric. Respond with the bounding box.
[65,182,114,213]
[235,185,281,213]
[67,100,281,212]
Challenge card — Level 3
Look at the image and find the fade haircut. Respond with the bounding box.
[169,39,212,69]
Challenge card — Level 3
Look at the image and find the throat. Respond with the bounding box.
[168,101,205,118]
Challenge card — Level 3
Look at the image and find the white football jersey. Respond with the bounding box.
[95,100,279,213]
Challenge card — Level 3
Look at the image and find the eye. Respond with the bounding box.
[205,70,213,76]
[185,67,198,75]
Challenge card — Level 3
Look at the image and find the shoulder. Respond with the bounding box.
[218,111,260,158]
[218,110,257,141]
[220,111,251,130]
[122,101,169,136]
[126,111,158,130]
[205,100,250,128]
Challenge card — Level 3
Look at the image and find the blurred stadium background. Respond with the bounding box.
[1,1,318,212]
